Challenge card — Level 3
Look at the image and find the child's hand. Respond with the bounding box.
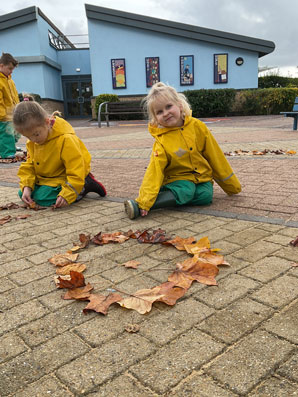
[54,196,68,208]
[22,187,34,205]
[140,209,148,217]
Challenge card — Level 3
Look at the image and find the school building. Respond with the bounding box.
[0,4,275,118]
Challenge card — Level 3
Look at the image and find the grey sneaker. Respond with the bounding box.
[124,199,140,219]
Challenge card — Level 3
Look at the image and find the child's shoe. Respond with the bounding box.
[124,199,140,219]
[81,173,106,197]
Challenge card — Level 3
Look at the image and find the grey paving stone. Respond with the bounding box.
[0,333,89,396]
[263,300,298,344]
[56,334,156,394]
[185,217,229,234]
[206,330,294,395]
[129,328,225,394]
[274,246,298,262]
[238,256,293,283]
[198,297,273,344]
[0,300,48,336]
[17,302,93,347]
[223,219,258,232]
[232,240,280,262]
[140,298,214,345]
[277,352,298,383]
[0,276,15,292]
[107,243,159,264]
[0,331,28,363]
[166,372,238,396]
[0,258,32,277]
[13,375,74,397]
[195,274,260,309]
[87,374,156,396]
[225,227,271,246]
[3,232,57,250]
[8,262,54,286]
[251,274,298,309]
[249,376,298,396]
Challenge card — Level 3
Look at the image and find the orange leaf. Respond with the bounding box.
[197,251,228,266]
[83,292,122,315]
[63,283,94,300]
[48,252,79,266]
[56,263,86,275]
[92,231,130,245]
[70,233,91,251]
[162,236,196,250]
[121,260,141,269]
[57,270,85,289]
[0,215,12,225]
[15,214,31,220]
[155,281,187,305]
[184,236,211,254]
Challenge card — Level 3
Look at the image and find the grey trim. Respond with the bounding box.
[214,172,234,182]
[66,182,79,197]
[16,56,62,71]
[85,4,275,57]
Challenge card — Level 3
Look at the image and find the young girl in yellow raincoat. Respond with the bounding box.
[124,82,241,219]
[13,101,106,208]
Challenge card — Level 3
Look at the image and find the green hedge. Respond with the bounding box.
[258,75,298,88]
[183,88,236,117]
[94,94,119,118]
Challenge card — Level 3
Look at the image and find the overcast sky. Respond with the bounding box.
[1,0,297,71]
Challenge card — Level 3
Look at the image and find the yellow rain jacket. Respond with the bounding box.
[136,115,241,211]
[18,117,91,204]
[0,72,19,121]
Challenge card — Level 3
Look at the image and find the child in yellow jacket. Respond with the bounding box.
[124,82,241,219]
[13,101,106,208]
[0,53,19,158]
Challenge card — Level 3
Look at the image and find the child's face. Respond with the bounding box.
[19,118,51,145]
[0,62,15,77]
[153,98,184,128]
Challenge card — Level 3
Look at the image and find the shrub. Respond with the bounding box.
[18,92,42,103]
[94,94,119,118]
[258,75,298,88]
[183,89,236,117]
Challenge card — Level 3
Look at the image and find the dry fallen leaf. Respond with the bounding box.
[184,236,211,254]
[162,236,196,250]
[83,292,122,315]
[57,270,85,289]
[15,214,31,220]
[92,231,130,245]
[0,215,12,225]
[56,263,86,275]
[290,236,298,247]
[48,252,79,266]
[118,286,165,314]
[0,202,22,210]
[121,260,141,269]
[155,281,187,305]
[63,283,94,300]
[70,233,91,252]
[133,228,171,244]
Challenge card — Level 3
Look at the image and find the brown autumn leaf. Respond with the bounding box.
[121,260,141,269]
[48,252,79,266]
[135,228,171,244]
[0,215,12,225]
[162,236,196,250]
[184,236,211,254]
[168,257,219,287]
[57,270,85,289]
[63,283,94,300]
[70,233,91,252]
[0,202,22,210]
[290,236,298,247]
[56,263,86,275]
[91,231,130,245]
[155,281,187,305]
[118,285,165,314]
[83,292,122,315]
[197,251,230,266]
[15,214,31,220]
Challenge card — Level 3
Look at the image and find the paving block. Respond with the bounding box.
[206,330,294,395]
[8,262,53,286]
[225,227,271,246]
[0,331,28,363]
[232,240,280,262]
[263,300,298,344]
[129,328,224,394]
[0,333,89,396]
[249,376,298,397]
[140,298,214,345]
[277,352,298,383]
[198,297,273,344]
[251,274,298,309]
[13,375,74,397]
[56,333,156,394]
[195,274,260,309]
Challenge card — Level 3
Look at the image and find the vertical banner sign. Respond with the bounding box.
[214,54,228,83]
[145,57,160,87]
[180,55,194,85]
[111,58,126,89]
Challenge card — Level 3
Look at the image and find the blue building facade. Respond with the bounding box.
[0,4,275,118]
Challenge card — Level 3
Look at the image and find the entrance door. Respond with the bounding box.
[62,75,93,118]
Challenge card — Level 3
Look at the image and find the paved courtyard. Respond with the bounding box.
[0,115,297,396]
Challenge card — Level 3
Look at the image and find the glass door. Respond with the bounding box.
[62,76,93,118]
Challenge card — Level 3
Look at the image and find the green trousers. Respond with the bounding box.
[0,121,16,158]
[18,185,62,207]
[160,180,213,206]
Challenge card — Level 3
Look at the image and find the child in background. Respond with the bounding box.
[0,53,19,158]
[13,101,106,208]
[124,82,241,219]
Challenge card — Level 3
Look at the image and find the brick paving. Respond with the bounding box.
[0,115,297,396]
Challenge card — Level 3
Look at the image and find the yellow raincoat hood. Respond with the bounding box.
[136,116,241,211]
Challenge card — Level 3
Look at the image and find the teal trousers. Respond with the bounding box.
[18,185,62,207]
[0,121,16,158]
[161,180,213,206]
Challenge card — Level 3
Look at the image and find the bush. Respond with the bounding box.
[94,94,119,118]
[18,92,42,103]
[183,89,236,117]
[258,75,298,88]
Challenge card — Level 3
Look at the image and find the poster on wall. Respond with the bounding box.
[111,58,126,89]
[145,57,160,87]
[214,54,228,84]
[180,55,194,85]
